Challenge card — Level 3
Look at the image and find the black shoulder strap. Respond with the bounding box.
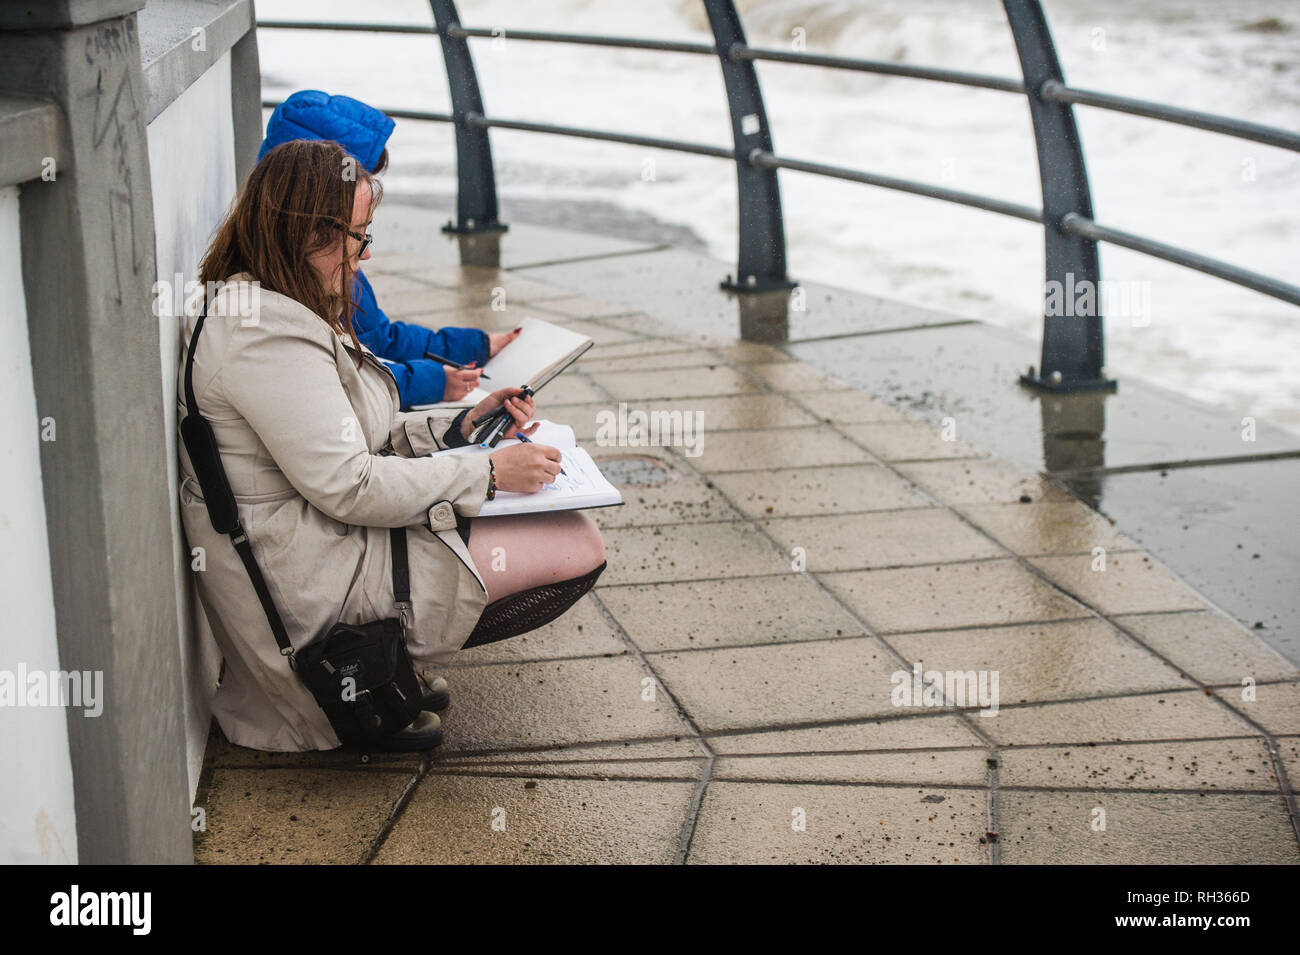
[390,526,411,632]
[182,303,412,667]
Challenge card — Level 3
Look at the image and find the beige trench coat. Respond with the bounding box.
[177,276,491,751]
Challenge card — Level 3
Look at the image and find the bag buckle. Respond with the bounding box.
[395,600,413,634]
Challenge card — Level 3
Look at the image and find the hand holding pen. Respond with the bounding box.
[517,431,566,476]
[425,351,491,380]
[460,386,537,446]
[460,387,562,493]
[427,351,489,402]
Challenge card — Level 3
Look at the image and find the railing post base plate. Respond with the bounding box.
[1019,370,1117,394]
[720,273,797,294]
[442,219,509,236]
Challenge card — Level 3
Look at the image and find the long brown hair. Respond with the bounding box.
[200,139,382,347]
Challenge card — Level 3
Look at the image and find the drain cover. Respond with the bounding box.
[595,454,679,487]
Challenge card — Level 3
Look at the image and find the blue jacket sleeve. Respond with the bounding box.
[351,270,490,408]
[425,326,491,368]
[351,271,490,365]
[380,358,448,410]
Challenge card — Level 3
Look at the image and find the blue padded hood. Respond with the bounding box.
[258,90,395,173]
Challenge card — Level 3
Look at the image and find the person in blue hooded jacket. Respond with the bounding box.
[258,90,520,406]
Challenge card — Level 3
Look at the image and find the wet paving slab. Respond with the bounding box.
[822,560,1092,633]
[689,424,879,472]
[998,737,1280,791]
[595,575,866,652]
[688,781,990,865]
[759,508,1007,572]
[997,791,1298,865]
[195,217,1300,864]
[374,776,697,865]
[645,636,905,732]
[1114,612,1299,686]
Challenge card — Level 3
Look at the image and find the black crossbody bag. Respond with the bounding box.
[179,305,424,754]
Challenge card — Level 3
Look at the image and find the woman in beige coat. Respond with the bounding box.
[179,140,605,753]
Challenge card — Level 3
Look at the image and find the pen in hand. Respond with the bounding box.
[472,385,533,431]
[425,351,491,380]
[516,431,566,476]
[478,412,511,449]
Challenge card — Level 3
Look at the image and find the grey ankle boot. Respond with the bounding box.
[421,675,450,712]
[374,710,444,751]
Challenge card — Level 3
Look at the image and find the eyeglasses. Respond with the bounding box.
[332,221,373,255]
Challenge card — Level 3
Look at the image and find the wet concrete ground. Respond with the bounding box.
[193,213,1300,864]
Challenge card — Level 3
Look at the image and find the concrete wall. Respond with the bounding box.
[0,185,78,864]
[146,48,237,799]
[0,0,259,864]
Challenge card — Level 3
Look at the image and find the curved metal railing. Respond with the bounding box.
[259,0,1300,392]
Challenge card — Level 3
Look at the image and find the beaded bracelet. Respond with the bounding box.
[486,459,497,501]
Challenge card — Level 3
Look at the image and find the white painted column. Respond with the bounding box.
[0,185,78,864]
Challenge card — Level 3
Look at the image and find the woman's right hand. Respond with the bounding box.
[488,441,561,493]
[489,442,563,493]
